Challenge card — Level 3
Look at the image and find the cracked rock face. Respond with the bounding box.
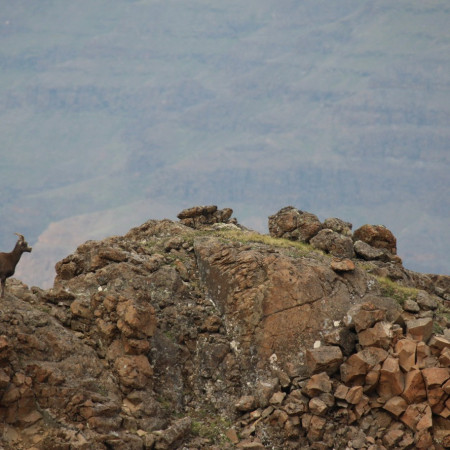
[194,235,386,376]
[1,207,450,449]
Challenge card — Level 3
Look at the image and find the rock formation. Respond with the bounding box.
[0,205,449,449]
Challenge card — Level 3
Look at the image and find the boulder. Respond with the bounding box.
[416,291,439,311]
[401,403,433,431]
[421,368,450,388]
[322,217,352,236]
[308,397,328,415]
[353,224,397,254]
[402,370,427,404]
[377,356,404,399]
[357,321,392,349]
[383,396,408,418]
[306,346,343,375]
[177,205,234,228]
[235,395,256,412]
[345,386,363,405]
[340,347,388,385]
[303,372,332,397]
[345,302,386,332]
[310,229,355,258]
[353,240,389,261]
[395,339,417,372]
[330,258,355,272]
[268,206,322,242]
[406,318,434,342]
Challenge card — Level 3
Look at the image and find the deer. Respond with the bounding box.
[0,233,32,298]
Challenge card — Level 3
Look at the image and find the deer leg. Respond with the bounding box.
[1,278,5,298]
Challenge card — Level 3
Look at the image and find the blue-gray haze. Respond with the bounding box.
[1,0,449,286]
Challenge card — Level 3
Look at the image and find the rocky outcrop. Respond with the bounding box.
[177,205,235,229]
[268,206,322,242]
[0,205,449,449]
[268,206,403,268]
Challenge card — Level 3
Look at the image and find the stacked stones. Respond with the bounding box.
[233,301,450,449]
[268,206,401,267]
[177,205,235,229]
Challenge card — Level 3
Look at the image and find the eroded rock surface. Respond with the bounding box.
[0,205,449,449]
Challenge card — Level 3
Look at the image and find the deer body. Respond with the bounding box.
[0,233,32,298]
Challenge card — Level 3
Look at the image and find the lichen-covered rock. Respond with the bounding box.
[177,205,234,228]
[322,217,352,236]
[2,211,449,449]
[268,206,322,242]
[310,229,355,258]
[353,224,397,255]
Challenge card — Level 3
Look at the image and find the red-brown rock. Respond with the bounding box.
[401,403,432,431]
[383,396,408,418]
[340,348,388,385]
[353,224,397,254]
[303,372,332,397]
[268,207,322,242]
[406,318,433,342]
[306,346,343,375]
[348,302,386,332]
[358,321,392,349]
[377,356,404,399]
[395,339,417,372]
[421,367,450,388]
[402,369,427,404]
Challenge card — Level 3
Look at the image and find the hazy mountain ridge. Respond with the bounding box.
[1,0,449,281]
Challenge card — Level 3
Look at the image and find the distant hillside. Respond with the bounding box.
[1,0,449,285]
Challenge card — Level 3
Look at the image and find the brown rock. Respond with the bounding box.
[421,367,450,388]
[416,342,431,368]
[353,224,397,254]
[383,396,408,418]
[116,297,156,338]
[323,217,352,236]
[406,318,433,342]
[416,290,439,310]
[440,348,450,367]
[345,386,363,405]
[303,372,332,397]
[307,415,326,441]
[114,355,153,389]
[330,257,355,272]
[364,365,381,392]
[358,321,392,349]
[382,428,404,447]
[402,370,427,404]
[269,391,286,406]
[340,348,388,385]
[306,346,343,375]
[354,395,370,419]
[226,428,239,445]
[177,205,234,228]
[354,239,389,262]
[415,430,433,449]
[377,356,404,399]
[348,302,386,332]
[308,397,328,415]
[310,230,355,258]
[429,335,450,353]
[395,339,417,372]
[334,384,349,400]
[154,417,192,450]
[235,395,256,412]
[268,206,322,242]
[401,403,432,431]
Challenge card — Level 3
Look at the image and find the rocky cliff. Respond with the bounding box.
[1,206,449,450]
